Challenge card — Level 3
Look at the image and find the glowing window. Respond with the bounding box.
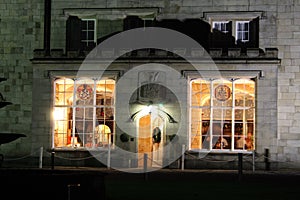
[53,78,115,149]
[190,78,255,152]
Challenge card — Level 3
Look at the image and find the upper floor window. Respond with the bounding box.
[66,16,97,52]
[189,78,255,152]
[205,11,262,49]
[53,77,115,149]
[236,21,249,42]
[81,19,96,48]
[212,19,252,44]
[212,21,230,34]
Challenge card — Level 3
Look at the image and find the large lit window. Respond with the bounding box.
[53,78,115,149]
[190,78,255,152]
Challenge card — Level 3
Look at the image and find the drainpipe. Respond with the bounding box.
[44,0,51,56]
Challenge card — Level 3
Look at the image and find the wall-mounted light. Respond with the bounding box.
[129,102,177,123]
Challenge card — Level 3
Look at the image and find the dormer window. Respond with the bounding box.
[81,19,96,48]
[205,11,263,49]
[212,20,251,44]
[66,16,97,52]
[212,21,230,34]
[236,21,249,42]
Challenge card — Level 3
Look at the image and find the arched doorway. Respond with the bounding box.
[138,114,165,168]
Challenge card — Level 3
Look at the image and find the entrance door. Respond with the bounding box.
[138,114,164,168]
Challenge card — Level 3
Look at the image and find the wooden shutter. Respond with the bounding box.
[123,16,143,30]
[249,17,259,47]
[66,16,82,51]
[227,21,232,36]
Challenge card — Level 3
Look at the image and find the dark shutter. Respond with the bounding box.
[227,21,232,36]
[249,17,259,47]
[66,16,82,51]
[209,20,235,50]
[123,16,143,30]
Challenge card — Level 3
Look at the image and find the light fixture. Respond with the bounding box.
[129,101,177,123]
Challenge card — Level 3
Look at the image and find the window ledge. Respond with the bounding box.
[187,149,254,154]
[50,147,112,152]
[203,11,266,21]
[63,7,160,20]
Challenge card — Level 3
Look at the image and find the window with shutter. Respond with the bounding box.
[213,21,231,34]
[66,16,82,51]
[205,12,261,49]
[236,21,250,42]
[66,16,96,52]
[80,19,96,50]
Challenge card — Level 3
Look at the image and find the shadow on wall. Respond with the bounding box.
[96,16,259,53]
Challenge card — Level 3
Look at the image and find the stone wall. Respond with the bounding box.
[0,0,43,157]
[1,0,300,168]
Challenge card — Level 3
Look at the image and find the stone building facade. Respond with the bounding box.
[0,0,300,170]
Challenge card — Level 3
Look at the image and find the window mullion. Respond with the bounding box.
[231,80,235,151]
[243,83,247,150]
[52,79,57,148]
[72,78,77,148]
[209,80,213,151]
[189,80,192,150]
[93,79,97,148]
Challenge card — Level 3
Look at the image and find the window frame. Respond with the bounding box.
[212,21,230,34]
[188,76,256,153]
[204,11,263,46]
[211,19,251,43]
[235,20,250,42]
[52,76,116,150]
[81,18,97,48]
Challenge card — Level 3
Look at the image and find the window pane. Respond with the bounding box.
[105,107,114,119]
[81,30,87,39]
[88,31,94,40]
[191,79,210,106]
[214,23,220,30]
[201,108,210,121]
[95,124,112,147]
[235,135,245,149]
[213,21,229,33]
[88,20,95,29]
[235,79,255,107]
[243,32,249,40]
[81,19,96,45]
[244,22,249,31]
[235,109,243,120]
[246,108,255,120]
[191,108,201,149]
[191,108,210,149]
[237,23,242,31]
[55,79,74,106]
[236,22,249,42]
[81,20,87,28]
